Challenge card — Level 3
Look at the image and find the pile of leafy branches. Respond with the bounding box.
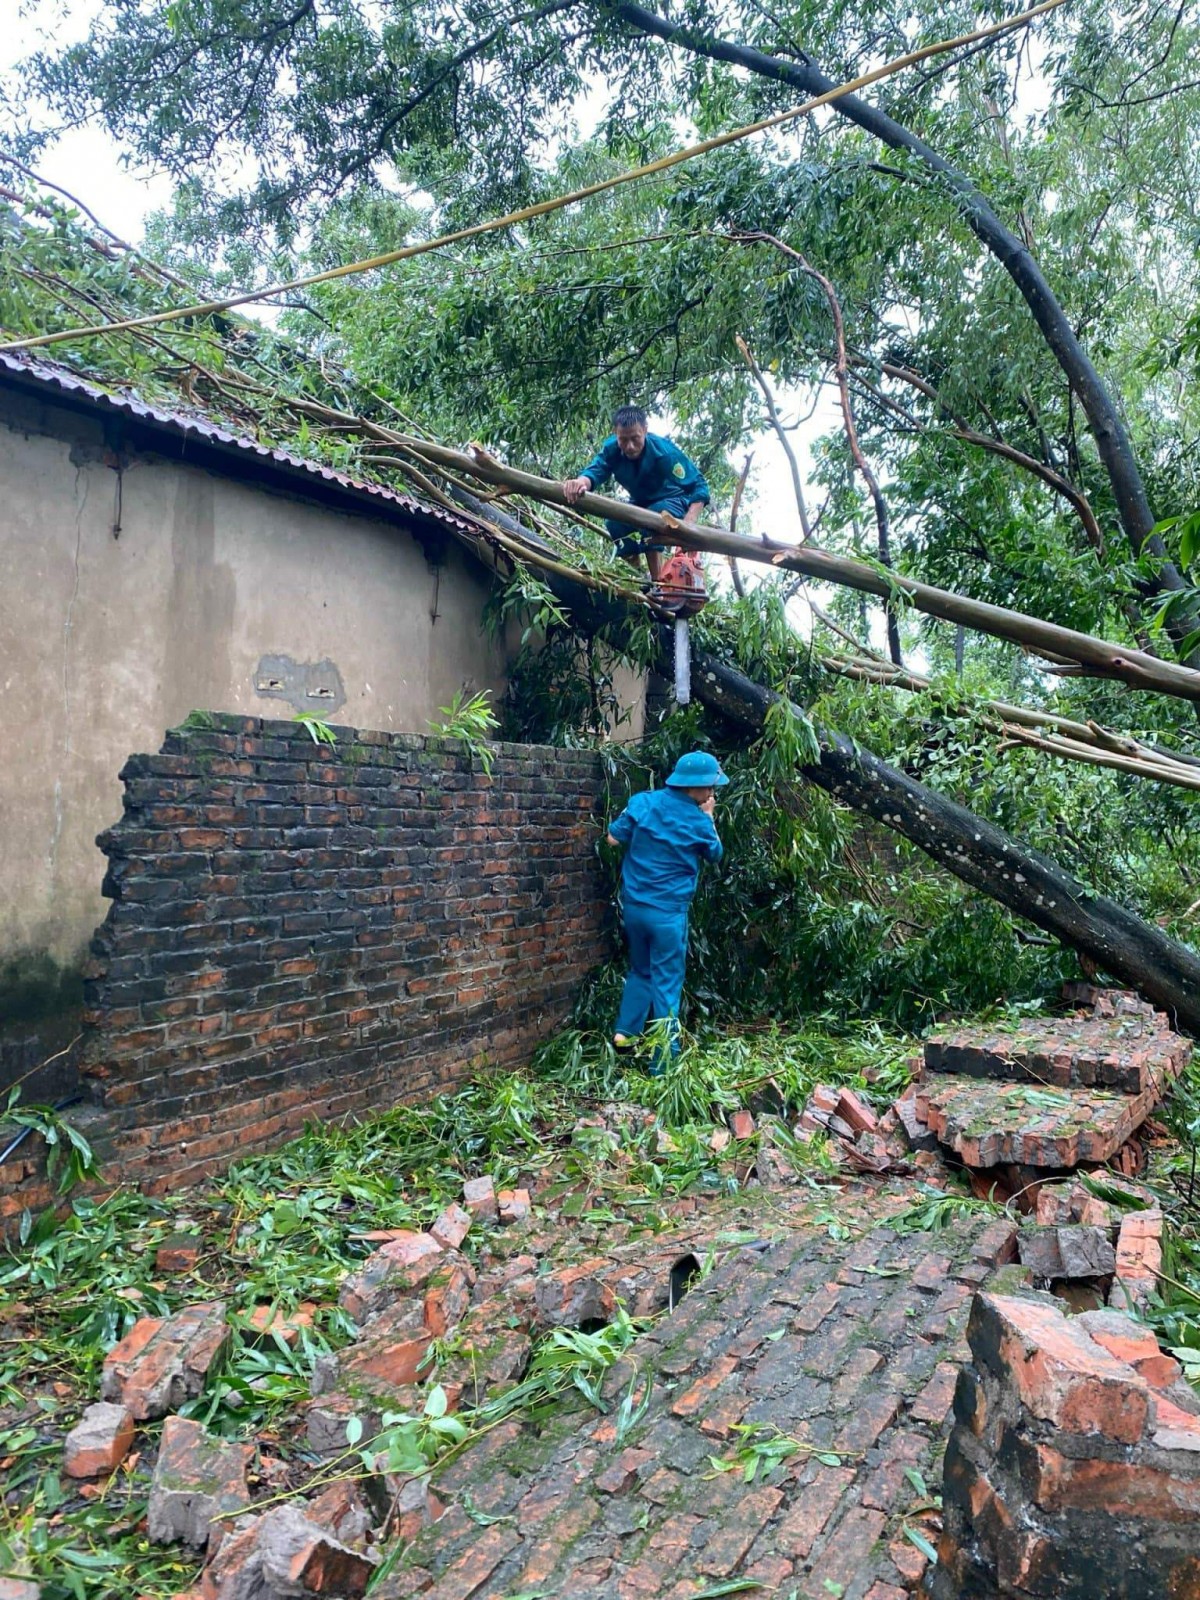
[0,1023,906,1597]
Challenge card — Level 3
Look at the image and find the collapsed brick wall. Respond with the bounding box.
[2,719,609,1216]
[927,1290,1200,1600]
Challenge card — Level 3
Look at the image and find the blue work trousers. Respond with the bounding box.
[614,901,689,1065]
[605,492,693,557]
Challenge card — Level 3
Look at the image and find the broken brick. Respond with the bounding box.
[910,1362,961,1426]
[334,1299,433,1395]
[595,1447,654,1494]
[147,1416,253,1546]
[101,1301,230,1421]
[246,1301,317,1345]
[155,1234,202,1273]
[970,1292,1149,1443]
[64,1402,135,1478]
[206,1504,376,1597]
[429,1203,471,1252]
[1109,1209,1164,1314]
[498,1187,531,1224]
[534,1260,616,1328]
[728,1108,755,1140]
[337,1232,445,1324]
[835,1087,879,1135]
[462,1175,497,1221]
[304,1479,376,1548]
[423,1261,475,1336]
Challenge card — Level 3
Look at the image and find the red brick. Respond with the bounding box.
[835,1088,878,1134]
[462,1175,497,1220]
[774,1464,856,1558]
[534,1259,617,1328]
[618,1514,703,1599]
[670,1356,739,1417]
[155,1235,202,1273]
[835,1389,901,1451]
[498,1187,532,1223]
[101,1301,229,1422]
[245,1302,317,1346]
[911,1253,953,1293]
[595,1447,654,1494]
[423,1262,475,1336]
[815,1507,889,1592]
[1028,1443,1200,1519]
[699,1392,751,1439]
[337,1233,444,1322]
[64,1403,135,1478]
[430,1203,471,1251]
[888,1533,929,1584]
[697,1486,784,1575]
[910,1361,960,1425]
[791,1284,841,1334]
[973,1293,1150,1444]
[729,1109,755,1140]
[859,1430,927,1512]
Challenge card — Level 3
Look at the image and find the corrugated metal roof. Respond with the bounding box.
[0,349,484,539]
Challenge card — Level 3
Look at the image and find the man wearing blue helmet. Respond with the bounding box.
[605,750,728,1070]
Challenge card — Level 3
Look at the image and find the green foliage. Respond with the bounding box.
[2,1091,97,1199]
[708,1423,847,1483]
[889,1184,1006,1235]
[293,713,337,746]
[427,688,499,775]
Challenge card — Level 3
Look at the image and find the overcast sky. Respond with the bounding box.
[3,0,838,564]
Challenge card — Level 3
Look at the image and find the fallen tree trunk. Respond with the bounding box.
[409,476,1200,1035]
[394,437,1200,707]
[688,642,1200,1034]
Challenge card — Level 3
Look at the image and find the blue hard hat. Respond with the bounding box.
[665,750,729,788]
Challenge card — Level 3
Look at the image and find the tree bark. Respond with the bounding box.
[688,641,1200,1034]
[613,1,1200,649]
[399,436,1200,706]
[418,480,1200,1033]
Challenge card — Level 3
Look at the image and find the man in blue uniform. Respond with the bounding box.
[606,750,728,1070]
[563,405,710,582]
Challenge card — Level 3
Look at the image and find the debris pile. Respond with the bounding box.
[890,991,1188,1197]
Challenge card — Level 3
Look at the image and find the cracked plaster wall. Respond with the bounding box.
[0,393,526,1082]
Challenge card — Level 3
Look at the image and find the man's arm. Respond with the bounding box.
[698,797,723,862]
[607,805,636,849]
[564,438,617,504]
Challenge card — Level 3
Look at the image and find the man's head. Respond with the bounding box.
[665,750,729,794]
[613,404,648,460]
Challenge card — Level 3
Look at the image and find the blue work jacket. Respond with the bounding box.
[581,433,710,511]
[608,787,723,913]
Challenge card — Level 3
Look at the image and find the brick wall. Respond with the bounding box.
[0,718,610,1218]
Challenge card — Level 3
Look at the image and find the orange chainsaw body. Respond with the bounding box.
[655,548,709,615]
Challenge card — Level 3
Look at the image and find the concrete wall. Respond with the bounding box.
[0,390,516,1079]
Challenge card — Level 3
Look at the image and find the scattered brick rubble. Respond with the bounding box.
[49,994,1193,1599]
[928,1291,1200,1599]
[894,990,1190,1202]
